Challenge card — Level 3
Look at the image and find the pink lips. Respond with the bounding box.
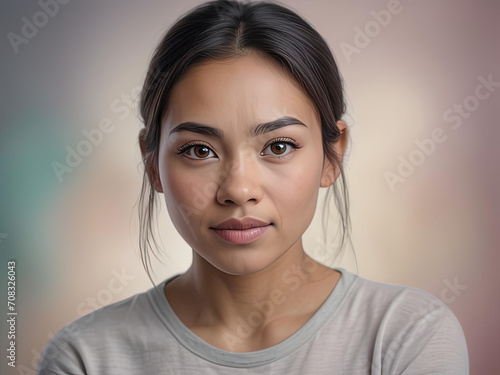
[210,217,271,245]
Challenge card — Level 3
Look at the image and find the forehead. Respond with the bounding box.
[162,53,320,132]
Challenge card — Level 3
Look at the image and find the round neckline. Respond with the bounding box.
[148,266,357,368]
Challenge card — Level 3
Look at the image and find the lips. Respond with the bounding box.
[209,217,272,244]
[210,217,271,230]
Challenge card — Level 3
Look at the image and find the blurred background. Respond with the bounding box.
[1,0,498,373]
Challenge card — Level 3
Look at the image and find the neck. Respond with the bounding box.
[171,239,336,333]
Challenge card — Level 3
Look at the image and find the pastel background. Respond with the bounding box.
[1,0,498,373]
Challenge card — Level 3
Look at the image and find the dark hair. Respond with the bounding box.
[138,0,353,284]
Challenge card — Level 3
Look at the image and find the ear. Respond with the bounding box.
[139,130,164,193]
[320,120,348,188]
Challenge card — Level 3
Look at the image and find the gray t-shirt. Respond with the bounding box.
[37,267,469,374]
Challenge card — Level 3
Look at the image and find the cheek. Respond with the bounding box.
[280,170,319,208]
[269,153,323,232]
[270,157,322,209]
[161,160,212,226]
[166,167,190,204]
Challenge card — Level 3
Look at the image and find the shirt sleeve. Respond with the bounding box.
[384,295,469,375]
[37,326,87,375]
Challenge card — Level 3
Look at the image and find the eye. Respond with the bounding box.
[177,141,217,160]
[261,137,302,159]
[177,138,302,161]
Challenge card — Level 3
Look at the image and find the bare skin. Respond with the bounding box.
[165,254,341,352]
[143,51,348,352]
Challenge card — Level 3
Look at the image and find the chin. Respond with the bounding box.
[201,249,282,276]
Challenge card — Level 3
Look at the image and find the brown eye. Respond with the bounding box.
[194,146,210,158]
[270,143,286,155]
[177,142,216,160]
[261,138,301,159]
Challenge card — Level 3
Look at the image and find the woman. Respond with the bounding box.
[38,0,469,373]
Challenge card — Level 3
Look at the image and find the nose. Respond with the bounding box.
[216,156,263,206]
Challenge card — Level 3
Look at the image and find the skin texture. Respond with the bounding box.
[144,51,348,352]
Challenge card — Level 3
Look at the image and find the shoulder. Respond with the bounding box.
[37,284,162,374]
[339,270,451,324]
[345,272,469,374]
[350,273,448,316]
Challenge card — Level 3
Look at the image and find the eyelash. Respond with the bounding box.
[176,137,302,160]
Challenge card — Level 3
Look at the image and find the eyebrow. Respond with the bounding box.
[168,116,307,138]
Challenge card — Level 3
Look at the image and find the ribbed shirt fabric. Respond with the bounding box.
[37,267,469,374]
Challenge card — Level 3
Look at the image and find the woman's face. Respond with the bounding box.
[156,53,341,275]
